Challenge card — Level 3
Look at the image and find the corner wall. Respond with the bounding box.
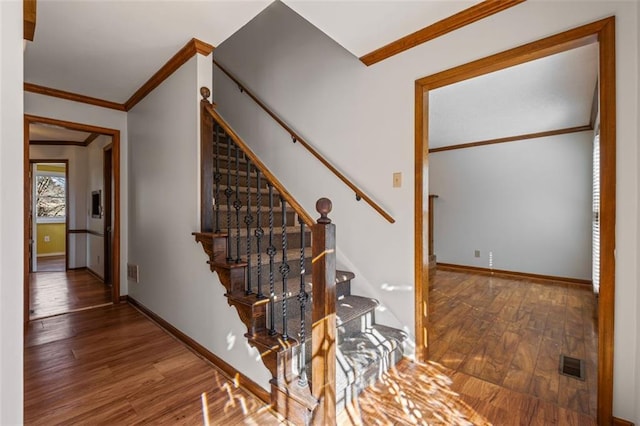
[127,54,271,390]
[0,1,24,422]
[213,1,639,421]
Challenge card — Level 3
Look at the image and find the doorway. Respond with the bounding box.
[30,160,69,273]
[24,115,121,322]
[414,17,615,424]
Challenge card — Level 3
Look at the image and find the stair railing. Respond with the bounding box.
[213,59,395,224]
[199,87,336,424]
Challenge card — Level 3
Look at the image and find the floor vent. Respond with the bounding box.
[559,355,585,380]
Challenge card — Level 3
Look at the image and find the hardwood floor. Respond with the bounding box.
[29,269,112,320]
[428,269,597,422]
[25,303,281,425]
[37,255,66,272]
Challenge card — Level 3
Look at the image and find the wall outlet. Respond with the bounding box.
[127,263,139,283]
[392,172,402,188]
[474,250,480,258]
[44,235,50,242]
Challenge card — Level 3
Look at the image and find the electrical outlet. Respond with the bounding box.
[474,250,480,258]
[44,235,50,242]
[127,263,139,283]
[393,172,402,188]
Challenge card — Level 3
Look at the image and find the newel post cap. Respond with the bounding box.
[316,198,332,224]
[200,86,211,101]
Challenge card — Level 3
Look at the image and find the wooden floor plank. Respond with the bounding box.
[24,303,282,425]
[429,269,597,420]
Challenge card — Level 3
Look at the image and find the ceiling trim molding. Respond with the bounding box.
[24,82,126,111]
[23,38,214,113]
[84,133,100,145]
[428,124,593,153]
[359,0,525,66]
[24,0,37,41]
[29,139,86,146]
[123,38,214,111]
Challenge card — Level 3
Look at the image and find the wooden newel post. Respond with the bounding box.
[200,87,214,232]
[311,197,337,425]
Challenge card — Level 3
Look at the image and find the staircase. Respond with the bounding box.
[194,88,406,424]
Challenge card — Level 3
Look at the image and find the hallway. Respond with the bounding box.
[29,269,112,320]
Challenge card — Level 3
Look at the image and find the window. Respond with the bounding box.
[36,174,66,221]
[592,133,600,294]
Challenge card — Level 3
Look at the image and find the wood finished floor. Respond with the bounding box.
[37,255,66,272]
[428,269,597,423]
[25,303,281,425]
[29,269,112,320]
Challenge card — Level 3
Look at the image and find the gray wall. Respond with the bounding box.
[429,132,593,280]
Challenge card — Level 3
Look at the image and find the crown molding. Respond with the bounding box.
[24,0,37,41]
[360,0,525,66]
[429,124,593,153]
[124,38,214,111]
[24,38,214,112]
[24,82,126,111]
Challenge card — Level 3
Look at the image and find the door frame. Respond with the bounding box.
[24,115,122,323]
[414,17,616,424]
[29,159,70,272]
[103,143,113,286]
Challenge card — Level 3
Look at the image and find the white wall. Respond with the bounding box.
[430,132,593,280]
[25,93,129,295]
[0,0,23,422]
[30,145,89,268]
[213,1,639,422]
[127,54,271,391]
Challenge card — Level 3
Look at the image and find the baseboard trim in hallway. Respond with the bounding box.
[126,296,271,404]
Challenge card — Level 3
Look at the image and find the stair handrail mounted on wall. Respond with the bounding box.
[196,87,337,424]
[213,59,395,224]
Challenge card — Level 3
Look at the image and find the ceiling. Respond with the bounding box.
[429,43,599,149]
[24,0,482,103]
[29,123,91,142]
[25,1,594,148]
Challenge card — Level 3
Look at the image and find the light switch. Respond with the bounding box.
[393,172,402,188]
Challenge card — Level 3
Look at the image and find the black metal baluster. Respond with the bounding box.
[297,218,308,386]
[225,137,233,262]
[280,197,289,340]
[244,163,253,295]
[267,184,277,336]
[255,170,265,299]
[234,143,242,263]
[213,124,221,233]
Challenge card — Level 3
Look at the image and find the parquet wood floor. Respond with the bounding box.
[29,269,112,320]
[428,269,597,422]
[25,303,281,425]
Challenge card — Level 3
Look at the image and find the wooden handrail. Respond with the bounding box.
[214,60,396,224]
[202,96,315,227]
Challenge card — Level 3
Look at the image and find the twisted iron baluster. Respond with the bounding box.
[298,218,308,387]
[280,197,289,340]
[224,137,233,262]
[234,143,242,263]
[255,170,265,299]
[213,124,221,233]
[244,163,253,295]
[267,183,277,336]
